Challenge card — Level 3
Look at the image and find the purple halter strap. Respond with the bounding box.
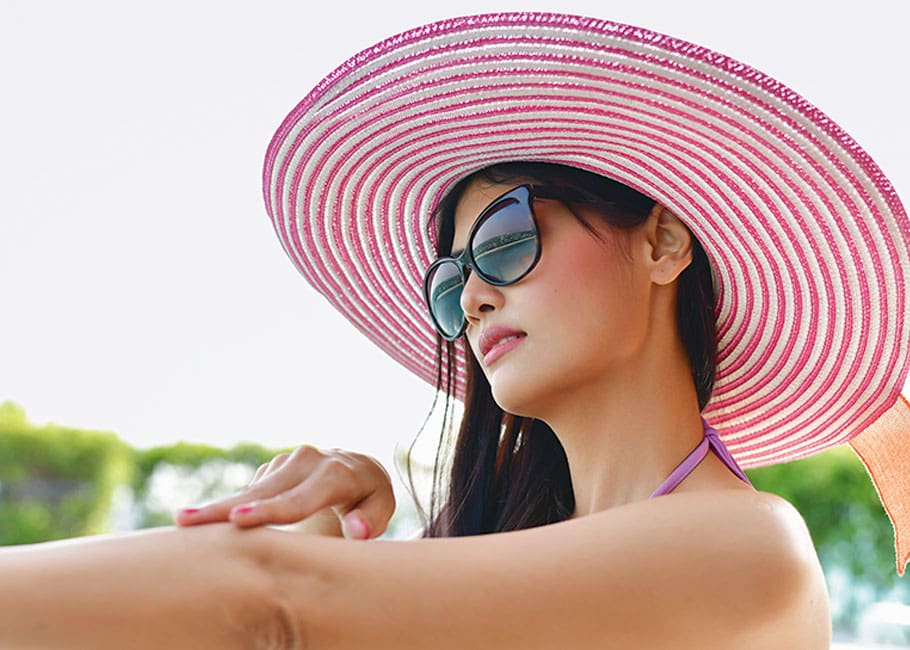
[650,419,753,498]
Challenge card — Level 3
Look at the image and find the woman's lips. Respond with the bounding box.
[479,326,527,367]
[483,334,526,366]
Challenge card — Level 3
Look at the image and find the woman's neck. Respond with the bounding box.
[541,340,705,516]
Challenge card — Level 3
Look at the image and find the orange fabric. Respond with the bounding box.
[850,395,910,576]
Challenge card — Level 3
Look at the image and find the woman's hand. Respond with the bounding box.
[174,446,395,539]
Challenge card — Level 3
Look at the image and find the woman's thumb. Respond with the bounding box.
[340,511,372,540]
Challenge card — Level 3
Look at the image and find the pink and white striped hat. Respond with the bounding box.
[264,14,910,568]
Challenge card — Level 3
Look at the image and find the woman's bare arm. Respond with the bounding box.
[0,490,829,649]
[0,525,283,650]
[277,490,829,649]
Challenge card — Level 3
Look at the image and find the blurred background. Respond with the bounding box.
[2,0,908,645]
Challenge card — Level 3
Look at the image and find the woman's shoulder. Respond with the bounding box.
[584,489,832,647]
[641,488,814,552]
[605,489,826,592]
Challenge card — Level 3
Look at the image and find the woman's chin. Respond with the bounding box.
[489,377,548,419]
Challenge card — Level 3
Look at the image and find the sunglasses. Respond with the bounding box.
[423,184,556,341]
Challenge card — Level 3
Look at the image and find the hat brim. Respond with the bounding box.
[263,13,910,468]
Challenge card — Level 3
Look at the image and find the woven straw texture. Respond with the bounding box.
[263,13,910,470]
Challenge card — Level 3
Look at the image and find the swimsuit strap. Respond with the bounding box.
[649,418,753,498]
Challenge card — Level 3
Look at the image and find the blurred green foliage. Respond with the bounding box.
[748,446,907,630]
[0,402,132,543]
[748,447,897,588]
[132,440,281,490]
[130,441,283,528]
[0,402,282,542]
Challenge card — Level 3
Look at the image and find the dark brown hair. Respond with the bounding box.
[412,162,717,537]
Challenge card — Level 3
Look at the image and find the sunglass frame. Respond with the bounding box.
[423,184,545,341]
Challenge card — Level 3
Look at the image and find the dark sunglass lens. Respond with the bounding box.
[426,261,465,338]
[472,197,538,283]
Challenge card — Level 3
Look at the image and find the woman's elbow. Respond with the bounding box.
[247,601,303,650]
[236,527,331,650]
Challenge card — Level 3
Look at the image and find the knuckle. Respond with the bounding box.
[263,454,290,475]
[290,444,320,463]
[270,453,291,467]
[323,457,355,480]
[332,450,365,469]
[243,482,267,499]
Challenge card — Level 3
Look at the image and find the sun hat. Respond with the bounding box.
[262,12,910,572]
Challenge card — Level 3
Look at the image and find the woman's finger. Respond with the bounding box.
[177,447,394,535]
[227,457,363,527]
[339,490,397,539]
[228,454,395,532]
[333,457,396,538]
[176,447,324,525]
[250,462,270,484]
[340,511,371,539]
[258,452,293,482]
[249,452,289,485]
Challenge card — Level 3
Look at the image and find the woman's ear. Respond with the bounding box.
[645,204,692,285]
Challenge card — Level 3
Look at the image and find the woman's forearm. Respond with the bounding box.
[0,524,286,650]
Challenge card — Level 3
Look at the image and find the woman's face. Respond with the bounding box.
[452,179,656,417]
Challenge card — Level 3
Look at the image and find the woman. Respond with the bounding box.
[1,12,907,649]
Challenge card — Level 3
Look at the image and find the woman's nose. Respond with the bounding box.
[460,269,504,327]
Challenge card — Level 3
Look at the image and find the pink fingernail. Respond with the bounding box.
[179,508,200,516]
[343,515,370,540]
[232,505,254,516]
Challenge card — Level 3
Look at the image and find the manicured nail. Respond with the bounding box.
[231,505,255,516]
[342,514,370,540]
[179,508,200,516]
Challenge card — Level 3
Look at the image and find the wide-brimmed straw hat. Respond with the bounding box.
[263,12,910,571]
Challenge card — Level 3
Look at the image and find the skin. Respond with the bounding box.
[0,179,832,648]
[455,181,757,512]
[176,446,394,539]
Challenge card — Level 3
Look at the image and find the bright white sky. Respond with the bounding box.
[2,1,908,485]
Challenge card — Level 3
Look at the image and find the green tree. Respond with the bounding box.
[0,402,283,541]
[0,402,131,544]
